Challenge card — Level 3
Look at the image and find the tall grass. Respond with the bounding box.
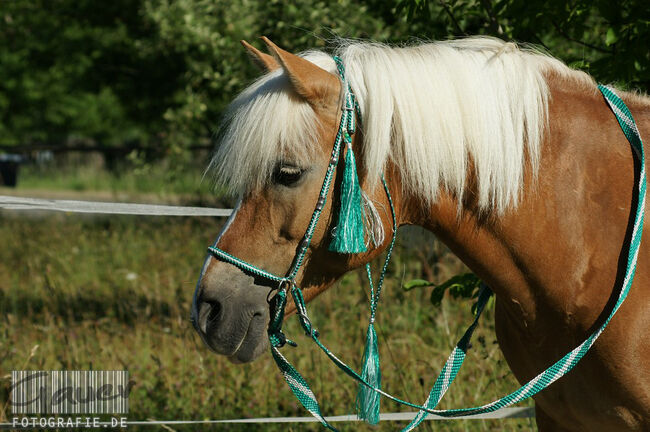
[0,214,536,431]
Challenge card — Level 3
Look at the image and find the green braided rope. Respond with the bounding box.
[367,176,398,322]
[207,247,286,283]
[287,56,358,276]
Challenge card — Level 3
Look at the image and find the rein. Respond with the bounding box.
[205,56,646,430]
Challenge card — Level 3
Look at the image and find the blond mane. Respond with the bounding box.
[210,37,595,213]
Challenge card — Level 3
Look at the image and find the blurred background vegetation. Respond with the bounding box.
[1,0,648,151]
[1,1,648,430]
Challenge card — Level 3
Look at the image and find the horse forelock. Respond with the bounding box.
[208,65,325,196]
[209,37,596,214]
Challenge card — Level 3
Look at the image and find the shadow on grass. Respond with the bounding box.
[1,288,184,325]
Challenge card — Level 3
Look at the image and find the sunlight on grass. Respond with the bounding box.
[14,153,225,198]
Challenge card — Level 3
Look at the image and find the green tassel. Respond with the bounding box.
[356,322,381,424]
[329,138,367,253]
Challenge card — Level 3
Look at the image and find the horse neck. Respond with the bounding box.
[397,76,650,327]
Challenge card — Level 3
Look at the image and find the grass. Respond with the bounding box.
[0,213,536,431]
[14,152,222,200]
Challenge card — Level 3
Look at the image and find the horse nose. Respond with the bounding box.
[194,290,242,355]
[193,264,270,361]
[197,299,222,335]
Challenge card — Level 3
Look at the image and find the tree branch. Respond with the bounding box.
[551,20,612,54]
[480,0,501,36]
[437,0,465,36]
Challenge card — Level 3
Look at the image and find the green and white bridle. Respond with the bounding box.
[203,56,392,334]
[195,56,646,432]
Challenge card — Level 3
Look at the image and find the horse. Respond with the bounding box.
[191,36,650,431]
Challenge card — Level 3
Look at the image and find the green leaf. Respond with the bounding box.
[436,273,480,294]
[405,272,482,306]
[403,279,435,291]
[605,27,618,46]
[568,60,590,70]
[430,285,446,305]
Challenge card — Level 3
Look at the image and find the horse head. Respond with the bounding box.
[191,38,396,363]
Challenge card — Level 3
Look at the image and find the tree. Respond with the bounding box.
[0,0,414,150]
[1,0,647,150]
[396,0,650,91]
[0,0,187,147]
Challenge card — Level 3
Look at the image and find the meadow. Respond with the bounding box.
[0,163,536,431]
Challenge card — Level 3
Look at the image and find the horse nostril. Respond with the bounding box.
[198,299,222,334]
[206,300,222,326]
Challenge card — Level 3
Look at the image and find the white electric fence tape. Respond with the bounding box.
[0,195,232,217]
[0,407,533,428]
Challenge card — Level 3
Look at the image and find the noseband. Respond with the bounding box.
[194,57,646,431]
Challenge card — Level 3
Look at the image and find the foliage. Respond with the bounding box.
[0,1,180,147]
[0,0,414,149]
[404,272,492,314]
[397,0,650,90]
[1,0,647,150]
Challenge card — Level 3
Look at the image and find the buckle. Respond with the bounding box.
[267,278,293,304]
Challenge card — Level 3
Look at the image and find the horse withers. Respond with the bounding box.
[192,37,650,431]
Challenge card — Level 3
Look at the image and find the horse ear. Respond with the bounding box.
[261,36,340,107]
[241,40,280,72]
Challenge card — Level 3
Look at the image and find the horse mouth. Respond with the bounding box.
[227,313,268,363]
[197,301,268,363]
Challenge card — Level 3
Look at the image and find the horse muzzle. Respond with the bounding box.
[192,262,270,363]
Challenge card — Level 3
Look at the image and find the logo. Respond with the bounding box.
[9,371,133,429]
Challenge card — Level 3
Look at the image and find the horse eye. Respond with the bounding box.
[273,165,304,187]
